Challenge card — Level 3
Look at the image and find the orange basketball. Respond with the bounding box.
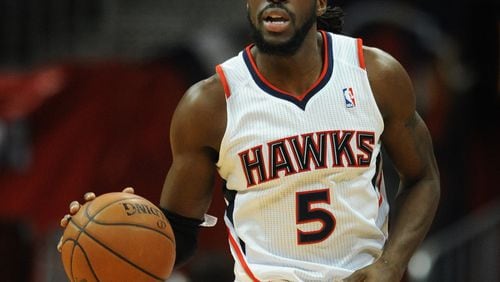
[60,192,176,282]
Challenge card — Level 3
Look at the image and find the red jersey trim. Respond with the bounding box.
[216,64,231,99]
[357,38,366,70]
[227,229,260,282]
[377,171,384,206]
[244,30,331,102]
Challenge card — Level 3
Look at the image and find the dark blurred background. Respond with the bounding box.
[0,0,497,281]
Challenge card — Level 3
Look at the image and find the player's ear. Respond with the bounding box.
[317,0,328,16]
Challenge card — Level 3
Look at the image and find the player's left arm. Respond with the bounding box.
[345,47,440,282]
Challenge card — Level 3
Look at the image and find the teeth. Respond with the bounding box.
[265,16,286,23]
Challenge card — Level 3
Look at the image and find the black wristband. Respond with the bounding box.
[160,208,203,267]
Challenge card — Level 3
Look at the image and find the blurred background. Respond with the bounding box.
[0,0,497,281]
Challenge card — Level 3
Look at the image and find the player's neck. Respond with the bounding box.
[252,31,324,97]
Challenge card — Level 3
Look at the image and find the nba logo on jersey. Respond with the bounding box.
[343,87,357,108]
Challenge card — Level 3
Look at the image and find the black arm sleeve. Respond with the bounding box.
[160,208,203,267]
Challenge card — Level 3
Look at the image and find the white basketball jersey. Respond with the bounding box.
[215,31,389,282]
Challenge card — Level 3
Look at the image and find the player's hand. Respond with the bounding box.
[56,187,135,252]
[342,258,404,282]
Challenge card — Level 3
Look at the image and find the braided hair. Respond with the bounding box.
[317,3,345,34]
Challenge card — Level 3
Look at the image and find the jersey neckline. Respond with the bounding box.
[242,30,334,111]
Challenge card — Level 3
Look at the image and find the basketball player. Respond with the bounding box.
[60,0,440,281]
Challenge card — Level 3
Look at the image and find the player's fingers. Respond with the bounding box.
[57,236,63,252]
[122,187,135,194]
[84,192,96,202]
[60,214,71,228]
[69,201,81,214]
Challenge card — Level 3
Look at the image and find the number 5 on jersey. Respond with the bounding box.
[296,189,336,244]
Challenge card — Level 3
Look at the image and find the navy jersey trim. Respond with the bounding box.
[223,182,237,225]
[224,184,247,254]
[243,31,334,111]
[371,152,382,189]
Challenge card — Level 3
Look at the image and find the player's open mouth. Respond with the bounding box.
[264,15,289,24]
[262,9,291,33]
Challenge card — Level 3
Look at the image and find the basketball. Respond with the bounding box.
[60,192,176,282]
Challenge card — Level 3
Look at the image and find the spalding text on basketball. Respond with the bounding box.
[121,202,166,220]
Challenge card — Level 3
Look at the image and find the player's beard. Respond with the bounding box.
[248,3,317,57]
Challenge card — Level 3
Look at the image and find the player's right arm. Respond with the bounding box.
[58,74,226,266]
[158,74,227,266]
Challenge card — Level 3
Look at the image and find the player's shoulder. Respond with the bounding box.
[176,74,227,121]
[171,74,226,150]
[362,46,415,119]
[363,46,408,81]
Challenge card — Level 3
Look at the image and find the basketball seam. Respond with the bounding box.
[84,196,174,243]
[90,221,174,243]
[68,197,131,278]
[84,197,144,220]
[70,236,75,281]
[66,238,101,282]
[70,213,167,281]
[71,197,139,254]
